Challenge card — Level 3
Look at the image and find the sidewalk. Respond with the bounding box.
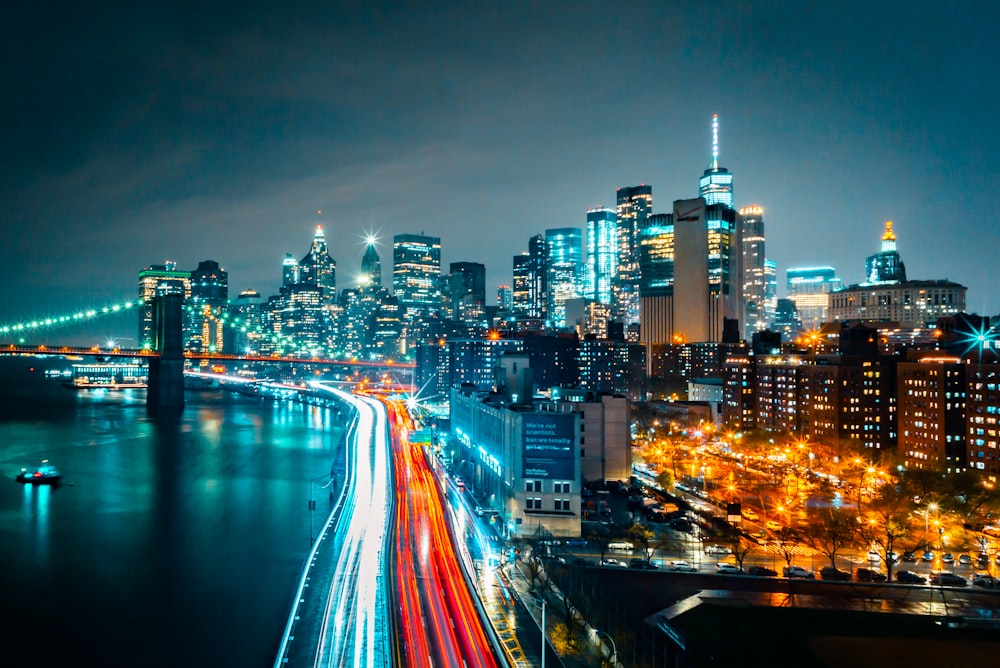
[505,551,621,668]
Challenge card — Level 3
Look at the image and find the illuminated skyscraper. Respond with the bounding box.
[360,238,382,289]
[740,205,768,334]
[298,226,337,304]
[698,115,734,209]
[392,233,441,319]
[186,260,229,354]
[137,261,191,348]
[449,262,486,322]
[497,284,513,313]
[585,207,617,305]
[282,253,299,286]
[545,227,583,329]
[763,259,777,324]
[641,198,739,346]
[637,212,674,374]
[865,221,906,284]
[615,185,652,327]
[787,266,842,329]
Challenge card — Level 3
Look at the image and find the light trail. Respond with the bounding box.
[385,398,499,668]
[310,386,393,668]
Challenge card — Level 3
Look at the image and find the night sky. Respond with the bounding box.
[3,2,998,344]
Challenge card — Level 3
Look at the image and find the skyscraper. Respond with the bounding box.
[672,197,738,343]
[585,207,617,305]
[297,225,337,304]
[615,185,652,327]
[449,262,486,322]
[545,227,583,329]
[638,212,674,374]
[698,115,734,209]
[865,221,906,284]
[786,266,842,330]
[360,238,382,289]
[740,204,768,334]
[392,233,441,319]
[186,260,229,354]
[137,261,191,348]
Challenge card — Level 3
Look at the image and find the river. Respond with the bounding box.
[0,356,344,667]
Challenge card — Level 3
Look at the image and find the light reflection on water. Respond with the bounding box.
[0,358,347,668]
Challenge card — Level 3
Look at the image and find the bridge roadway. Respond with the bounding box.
[273,386,394,668]
[1,344,414,370]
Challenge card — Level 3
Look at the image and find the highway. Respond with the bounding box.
[384,398,500,668]
[273,386,394,668]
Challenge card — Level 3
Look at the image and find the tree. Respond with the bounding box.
[855,484,912,583]
[720,527,759,571]
[803,509,857,569]
[628,524,656,565]
[772,527,802,569]
[587,524,613,564]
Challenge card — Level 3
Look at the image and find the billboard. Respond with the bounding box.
[521,413,575,480]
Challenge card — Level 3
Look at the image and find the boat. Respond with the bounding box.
[15,460,62,485]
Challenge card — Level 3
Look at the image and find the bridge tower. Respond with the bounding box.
[146,293,185,414]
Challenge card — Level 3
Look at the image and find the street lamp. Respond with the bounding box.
[593,628,618,667]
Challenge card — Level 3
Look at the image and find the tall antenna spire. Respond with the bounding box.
[711,114,719,169]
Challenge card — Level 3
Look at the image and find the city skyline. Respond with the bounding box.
[3,2,998,339]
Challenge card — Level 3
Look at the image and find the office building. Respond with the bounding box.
[392,233,442,320]
[585,207,617,305]
[297,225,337,304]
[698,115,734,209]
[449,262,487,323]
[450,355,583,538]
[638,212,675,375]
[137,262,191,348]
[740,205,768,335]
[545,228,583,329]
[830,222,966,328]
[360,238,382,289]
[615,185,652,328]
[185,260,229,354]
[787,267,842,330]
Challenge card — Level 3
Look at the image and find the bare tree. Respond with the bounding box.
[855,485,912,583]
[773,527,802,569]
[802,509,857,569]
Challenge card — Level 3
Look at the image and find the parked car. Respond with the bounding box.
[895,570,927,585]
[922,550,935,562]
[783,565,815,579]
[608,541,634,551]
[564,538,588,547]
[941,553,955,564]
[977,553,990,569]
[742,508,759,521]
[902,551,917,563]
[669,518,694,533]
[669,560,697,572]
[820,566,852,581]
[958,554,973,566]
[705,544,732,555]
[972,572,995,588]
[629,558,659,570]
[716,562,743,575]
[855,568,887,582]
[600,558,627,568]
[746,566,777,577]
[930,571,967,587]
[765,520,782,532]
[867,551,881,562]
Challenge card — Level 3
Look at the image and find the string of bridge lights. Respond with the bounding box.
[0,299,145,336]
[2,297,414,363]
